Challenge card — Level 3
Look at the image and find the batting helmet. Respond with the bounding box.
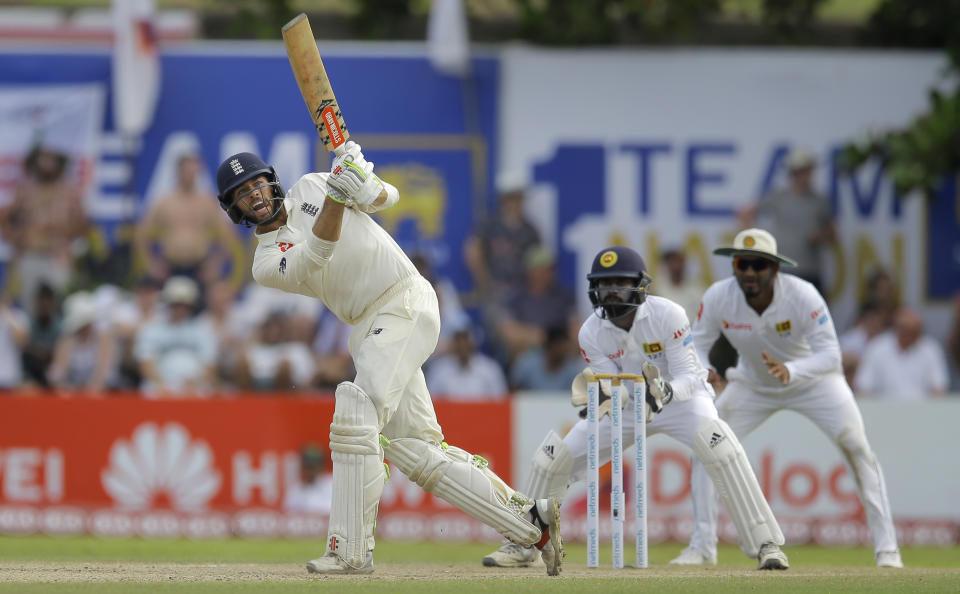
[216,152,285,226]
[586,246,652,320]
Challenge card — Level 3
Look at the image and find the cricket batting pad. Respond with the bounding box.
[384,437,541,547]
[327,381,386,568]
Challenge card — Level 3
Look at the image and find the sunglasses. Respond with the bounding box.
[734,257,771,272]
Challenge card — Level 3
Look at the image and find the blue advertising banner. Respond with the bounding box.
[0,45,499,293]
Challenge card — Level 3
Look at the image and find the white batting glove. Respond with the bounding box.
[339,140,367,169]
[328,152,383,209]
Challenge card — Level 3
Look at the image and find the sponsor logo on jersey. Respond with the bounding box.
[607,349,625,360]
[279,257,286,275]
[673,328,685,340]
[642,342,663,354]
[278,242,294,253]
[722,319,752,330]
[599,250,618,267]
[775,320,792,334]
[301,202,319,217]
[368,328,384,336]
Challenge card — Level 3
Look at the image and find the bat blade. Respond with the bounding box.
[282,13,349,154]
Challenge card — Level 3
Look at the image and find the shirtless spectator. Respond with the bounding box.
[134,153,242,286]
[0,146,88,312]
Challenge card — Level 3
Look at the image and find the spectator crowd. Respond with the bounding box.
[0,146,958,400]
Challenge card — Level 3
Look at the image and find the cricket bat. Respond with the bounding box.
[282,13,349,155]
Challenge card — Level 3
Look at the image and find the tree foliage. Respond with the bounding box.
[840,1,960,200]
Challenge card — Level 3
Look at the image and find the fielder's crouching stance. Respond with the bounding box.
[483,246,788,570]
[215,142,562,576]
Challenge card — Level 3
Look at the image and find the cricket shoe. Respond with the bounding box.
[876,551,903,568]
[669,546,717,566]
[481,543,544,568]
[530,498,564,576]
[306,551,374,575]
[757,542,789,570]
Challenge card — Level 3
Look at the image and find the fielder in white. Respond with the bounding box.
[214,143,563,576]
[483,246,788,570]
[675,228,901,568]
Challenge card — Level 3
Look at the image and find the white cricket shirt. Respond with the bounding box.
[578,295,713,402]
[252,173,417,325]
[693,273,843,390]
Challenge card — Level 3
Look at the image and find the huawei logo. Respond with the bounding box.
[101,422,221,510]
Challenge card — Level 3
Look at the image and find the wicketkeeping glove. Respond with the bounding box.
[576,381,615,420]
[641,361,673,421]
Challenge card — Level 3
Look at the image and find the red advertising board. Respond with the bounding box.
[0,395,512,539]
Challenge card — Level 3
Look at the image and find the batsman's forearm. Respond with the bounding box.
[312,197,346,242]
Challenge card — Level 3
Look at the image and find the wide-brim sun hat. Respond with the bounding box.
[713,228,798,267]
[62,292,98,334]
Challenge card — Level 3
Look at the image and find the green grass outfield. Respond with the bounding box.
[0,536,957,593]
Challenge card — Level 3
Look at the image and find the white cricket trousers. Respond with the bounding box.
[691,373,899,556]
[348,275,445,443]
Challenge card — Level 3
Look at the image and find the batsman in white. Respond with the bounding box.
[215,143,563,576]
[483,246,788,570]
[675,228,902,568]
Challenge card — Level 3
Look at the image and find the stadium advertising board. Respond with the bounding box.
[0,396,512,540]
[514,395,960,546]
[500,48,959,337]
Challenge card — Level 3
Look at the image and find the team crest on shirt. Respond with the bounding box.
[642,342,664,360]
[775,320,792,336]
[301,202,320,217]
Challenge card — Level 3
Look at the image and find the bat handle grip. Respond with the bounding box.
[332,145,346,157]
